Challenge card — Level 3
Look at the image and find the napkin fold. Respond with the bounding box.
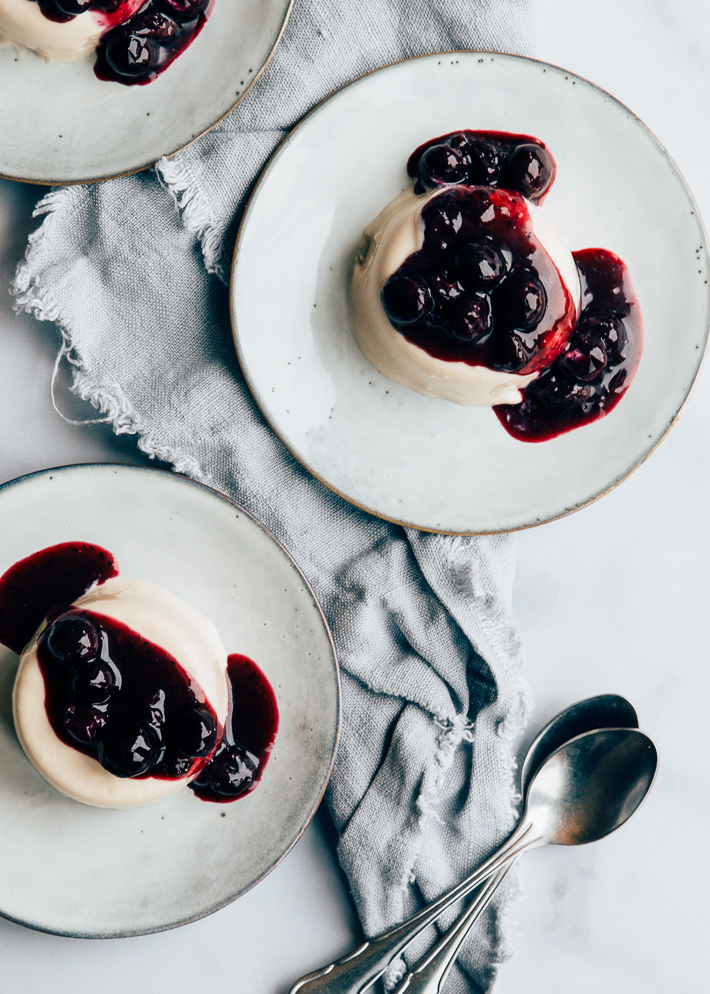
[14,1,532,989]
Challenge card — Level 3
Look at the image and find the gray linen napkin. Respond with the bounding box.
[14,1,532,990]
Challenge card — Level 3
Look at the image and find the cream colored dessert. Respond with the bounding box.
[0,0,103,61]
[13,577,229,808]
[350,186,581,406]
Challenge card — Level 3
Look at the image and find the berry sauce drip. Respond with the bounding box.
[0,542,117,655]
[407,130,556,204]
[94,0,214,86]
[190,654,279,803]
[494,248,643,441]
[29,0,213,86]
[36,608,220,780]
[382,184,576,375]
[381,131,574,374]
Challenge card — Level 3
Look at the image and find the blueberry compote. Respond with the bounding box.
[36,608,220,780]
[0,542,279,803]
[494,248,643,441]
[0,542,117,655]
[407,131,556,203]
[381,132,576,376]
[31,0,132,25]
[375,129,643,441]
[190,654,279,803]
[30,0,214,86]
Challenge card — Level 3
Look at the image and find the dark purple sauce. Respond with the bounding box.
[0,542,117,655]
[407,130,556,204]
[31,0,137,25]
[379,129,643,441]
[30,0,213,86]
[190,654,279,803]
[494,248,643,441]
[0,543,278,801]
[385,185,576,374]
[36,608,219,781]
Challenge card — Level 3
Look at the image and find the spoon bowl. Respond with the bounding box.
[525,727,657,847]
[521,693,639,790]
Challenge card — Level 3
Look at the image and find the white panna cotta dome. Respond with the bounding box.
[13,577,229,809]
[350,130,582,407]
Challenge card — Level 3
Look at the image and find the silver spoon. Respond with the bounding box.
[289,695,641,994]
[391,722,655,994]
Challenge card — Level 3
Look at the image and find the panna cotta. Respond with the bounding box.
[352,183,581,406]
[0,0,106,60]
[14,577,229,808]
[0,542,278,808]
[0,0,215,85]
[351,131,642,441]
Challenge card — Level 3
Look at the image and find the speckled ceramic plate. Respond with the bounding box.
[0,0,293,184]
[0,464,339,937]
[231,52,710,534]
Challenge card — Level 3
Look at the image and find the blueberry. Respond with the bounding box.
[558,336,608,382]
[534,369,594,408]
[160,0,209,19]
[419,144,470,189]
[132,10,180,40]
[63,705,107,745]
[98,719,164,778]
[607,367,629,397]
[502,143,554,201]
[53,0,94,14]
[104,32,159,79]
[103,12,179,80]
[489,332,529,373]
[166,704,218,759]
[493,274,547,331]
[450,134,501,185]
[455,240,506,291]
[44,615,100,667]
[70,661,115,706]
[428,273,463,309]
[578,313,627,357]
[195,744,258,797]
[381,276,434,325]
[444,293,493,346]
[144,688,166,731]
[422,197,464,256]
[160,754,193,779]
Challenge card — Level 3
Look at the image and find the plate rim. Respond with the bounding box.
[229,49,710,536]
[0,0,295,187]
[0,462,341,939]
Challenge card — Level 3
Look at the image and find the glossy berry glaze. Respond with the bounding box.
[37,607,220,780]
[382,132,575,376]
[31,0,214,86]
[378,130,642,440]
[190,654,279,803]
[0,542,278,801]
[0,541,117,655]
[495,248,643,441]
[32,0,140,25]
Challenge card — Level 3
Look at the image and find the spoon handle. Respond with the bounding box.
[288,825,535,994]
[391,860,517,994]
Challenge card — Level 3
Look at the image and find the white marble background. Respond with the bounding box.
[0,0,708,990]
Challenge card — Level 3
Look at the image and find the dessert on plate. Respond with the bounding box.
[0,0,214,85]
[0,541,278,807]
[350,130,643,441]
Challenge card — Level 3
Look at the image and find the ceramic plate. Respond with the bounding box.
[231,52,710,534]
[0,464,339,937]
[0,0,293,184]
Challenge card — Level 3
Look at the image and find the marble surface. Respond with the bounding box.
[0,0,708,990]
